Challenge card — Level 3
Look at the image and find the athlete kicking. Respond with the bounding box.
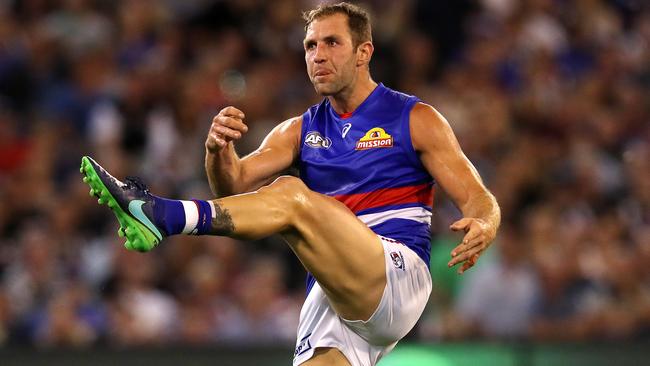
[80,3,499,365]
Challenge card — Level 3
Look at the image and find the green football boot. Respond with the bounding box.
[80,156,165,251]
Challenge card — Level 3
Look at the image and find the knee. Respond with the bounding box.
[259,176,313,212]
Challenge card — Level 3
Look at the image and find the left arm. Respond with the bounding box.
[410,102,501,274]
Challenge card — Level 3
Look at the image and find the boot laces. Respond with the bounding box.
[125,176,149,192]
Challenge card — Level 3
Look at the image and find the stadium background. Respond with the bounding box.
[0,0,648,364]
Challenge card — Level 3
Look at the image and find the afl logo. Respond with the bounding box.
[305,131,332,149]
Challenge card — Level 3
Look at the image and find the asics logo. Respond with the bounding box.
[341,123,352,138]
[128,200,163,241]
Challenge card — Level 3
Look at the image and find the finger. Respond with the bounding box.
[205,138,217,151]
[459,253,481,274]
[212,125,242,140]
[458,260,473,274]
[211,120,244,138]
[448,245,483,268]
[219,106,245,119]
[217,116,248,132]
[220,117,248,132]
[465,233,486,248]
[450,218,472,232]
[462,224,483,243]
[214,138,226,148]
[205,138,225,152]
[451,232,485,257]
[451,222,482,255]
[447,248,483,267]
[207,132,227,148]
[459,261,472,274]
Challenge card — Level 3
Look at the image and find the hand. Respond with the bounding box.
[447,217,496,274]
[206,106,249,153]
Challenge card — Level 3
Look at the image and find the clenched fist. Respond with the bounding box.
[206,106,249,153]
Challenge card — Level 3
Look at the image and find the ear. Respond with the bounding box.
[356,41,374,67]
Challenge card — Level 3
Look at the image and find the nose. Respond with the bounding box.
[313,42,327,64]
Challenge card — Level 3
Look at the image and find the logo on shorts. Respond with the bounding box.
[294,333,312,358]
[390,251,405,271]
[355,127,393,150]
[305,131,332,149]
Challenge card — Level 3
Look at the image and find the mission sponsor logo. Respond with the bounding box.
[355,127,393,150]
[304,131,332,149]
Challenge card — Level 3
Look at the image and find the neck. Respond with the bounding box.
[328,73,378,115]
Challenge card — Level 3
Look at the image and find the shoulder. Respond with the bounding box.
[258,115,303,154]
[379,83,418,105]
[409,102,456,152]
[274,115,302,135]
[410,102,441,121]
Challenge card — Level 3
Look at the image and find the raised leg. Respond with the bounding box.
[80,155,386,322]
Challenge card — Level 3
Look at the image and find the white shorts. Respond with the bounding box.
[293,236,432,366]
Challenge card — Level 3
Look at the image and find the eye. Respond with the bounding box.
[305,42,316,50]
[328,40,338,46]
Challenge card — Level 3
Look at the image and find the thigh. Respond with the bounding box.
[301,348,351,366]
[282,189,386,321]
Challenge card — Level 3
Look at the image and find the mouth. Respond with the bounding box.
[313,69,332,78]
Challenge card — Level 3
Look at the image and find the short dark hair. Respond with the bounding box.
[303,2,372,49]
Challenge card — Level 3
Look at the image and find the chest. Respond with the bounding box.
[303,114,408,162]
[299,112,428,196]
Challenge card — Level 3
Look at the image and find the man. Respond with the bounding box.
[80,3,500,365]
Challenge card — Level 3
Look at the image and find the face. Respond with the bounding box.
[304,13,360,96]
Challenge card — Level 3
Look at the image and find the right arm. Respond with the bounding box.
[205,106,302,197]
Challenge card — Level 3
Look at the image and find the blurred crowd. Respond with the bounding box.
[0,0,648,348]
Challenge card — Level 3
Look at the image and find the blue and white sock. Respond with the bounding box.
[151,197,213,236]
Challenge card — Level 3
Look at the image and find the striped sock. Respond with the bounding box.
[151,197,213,236]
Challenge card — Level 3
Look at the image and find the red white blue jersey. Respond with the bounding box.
[299,83,434,285]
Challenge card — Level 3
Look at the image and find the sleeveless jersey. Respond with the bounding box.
[299,83,434,292]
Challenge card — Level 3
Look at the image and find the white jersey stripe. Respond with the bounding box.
[357,206,432,228]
